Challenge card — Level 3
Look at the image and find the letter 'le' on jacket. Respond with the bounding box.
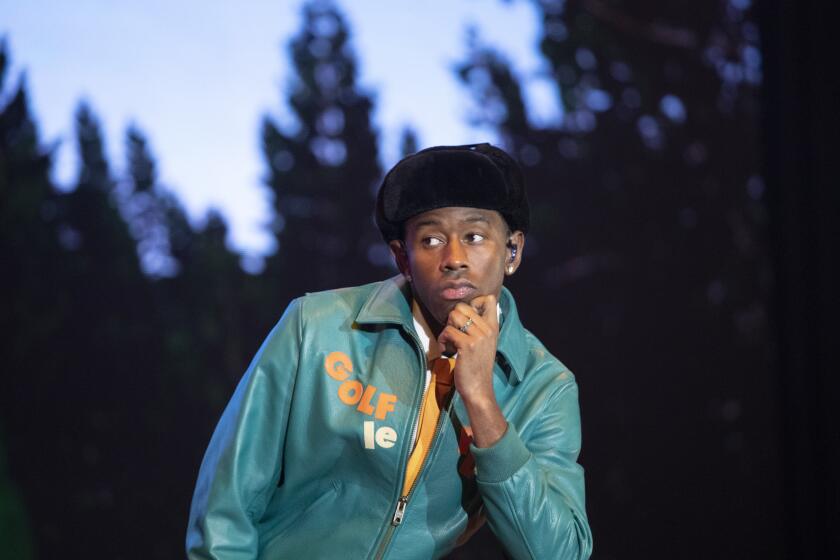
[186,276,593,559]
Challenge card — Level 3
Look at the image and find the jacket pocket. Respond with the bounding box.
[260,480,341,550]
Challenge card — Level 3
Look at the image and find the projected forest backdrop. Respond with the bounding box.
[2,1,836,558]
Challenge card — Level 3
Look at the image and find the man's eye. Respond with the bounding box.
[423,237,444,247]
[465,233,485,243]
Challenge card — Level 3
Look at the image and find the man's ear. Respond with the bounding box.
[388,240,412,282]
[505,231,526,276]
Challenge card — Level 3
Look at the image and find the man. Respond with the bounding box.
[186,143,592,559]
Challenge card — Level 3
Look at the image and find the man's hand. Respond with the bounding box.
[437,294,508,447]
[438,295,498,400]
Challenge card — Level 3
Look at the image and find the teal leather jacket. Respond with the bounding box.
[186,276,592,559]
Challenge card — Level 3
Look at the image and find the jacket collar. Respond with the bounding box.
[356,275,528,384]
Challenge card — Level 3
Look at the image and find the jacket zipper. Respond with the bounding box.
[373,400,452,559]
[372,329,451,560]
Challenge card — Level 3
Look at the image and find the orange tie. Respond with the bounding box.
[401,356,456,497]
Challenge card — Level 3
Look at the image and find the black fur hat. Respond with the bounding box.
[375,143,530,242]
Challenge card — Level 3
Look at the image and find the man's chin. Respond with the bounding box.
[436,300,462,321]
[414,291,472,331]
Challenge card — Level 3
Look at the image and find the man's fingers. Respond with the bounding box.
[438,325,468,350]
[453,302,477,317]
[469,294,498,329]
[450,303,491,334]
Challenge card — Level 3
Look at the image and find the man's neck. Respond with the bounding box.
[411,298,442,351]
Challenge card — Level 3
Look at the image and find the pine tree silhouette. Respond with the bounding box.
[261,0,385,307]
[399,126,420,158]
[0,39,42,560]
[123,125,179,277]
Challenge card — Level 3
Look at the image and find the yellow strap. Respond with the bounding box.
[402,357,455,497]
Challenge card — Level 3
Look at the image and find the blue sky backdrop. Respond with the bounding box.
[4,0,560,255]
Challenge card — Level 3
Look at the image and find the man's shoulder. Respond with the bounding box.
[518,326,577,388]
[499,289,576,387]
[300,279,383,303]
[292,278,392,322]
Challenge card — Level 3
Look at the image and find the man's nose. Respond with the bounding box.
[441,239,468,271]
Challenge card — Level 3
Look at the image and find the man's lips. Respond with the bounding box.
[440,281,477,301]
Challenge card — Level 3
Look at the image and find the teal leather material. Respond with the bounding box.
[186,276,592,559]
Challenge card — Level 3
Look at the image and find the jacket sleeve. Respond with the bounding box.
[471,378,593,560]
[185,298,303,559]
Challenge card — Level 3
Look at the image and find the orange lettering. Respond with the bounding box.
[325,351,353,381]
[357,384,377,415]
[375,392,397,420]
[338,379,363,405]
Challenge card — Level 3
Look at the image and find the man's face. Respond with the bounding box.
[390,206,524,330]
